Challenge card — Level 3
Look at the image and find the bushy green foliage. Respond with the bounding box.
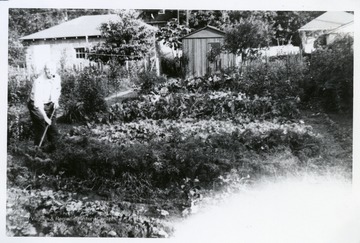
[179,56,305,99]
[7,188,171,237]
[307,35,353,112]
[238,55,307,99]
[39,119,321,189]
[156,19,192,50]
[7,68,35,144]
[7,105,33,145]
[88,10,155,66]
[133,71,167,94]
[110,91,299,122]
[223,17,274,61]
[60,67,108,122]
[160,56,184,78]
[8,67,33,106]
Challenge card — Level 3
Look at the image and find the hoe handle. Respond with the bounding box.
[38,108,56,148]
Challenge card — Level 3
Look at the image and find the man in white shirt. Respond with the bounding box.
[27,62,62,152]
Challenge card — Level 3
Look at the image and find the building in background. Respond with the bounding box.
[20,14,157,74]
[181,25,236,78]
[298,11,354,54]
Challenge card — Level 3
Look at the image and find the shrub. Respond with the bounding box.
[160,56,183,78]
[133,71,167,94]
[110,91,300,122]
[238,55,307,99]
[8,67,34,106]
[7,68,34,144]
[60,67,108,123]
[156,55,307,101]
[307,35,353,112]
[7,105,33,144]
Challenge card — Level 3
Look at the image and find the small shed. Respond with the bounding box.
[182,25,236,78]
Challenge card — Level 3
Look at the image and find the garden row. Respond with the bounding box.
[7,187,171,237]
[110,91,300,122]
[73,118,316,146]
[15,118,321,190]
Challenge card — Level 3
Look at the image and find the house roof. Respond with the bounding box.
[20,14,156,40]
[181,25,225,39]
[299,11,354,31]
[328,21,354,34]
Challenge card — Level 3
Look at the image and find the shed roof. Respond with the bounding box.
[20,14,156,40]
[182,25,225,39]
[299,11,354,31]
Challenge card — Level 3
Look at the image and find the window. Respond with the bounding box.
[158,9,165,14]
[75,47,86,59]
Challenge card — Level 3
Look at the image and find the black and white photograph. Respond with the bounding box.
[1,0,360,242]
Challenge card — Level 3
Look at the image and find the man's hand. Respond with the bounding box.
[53,102,59,109]
[44,116,52,125]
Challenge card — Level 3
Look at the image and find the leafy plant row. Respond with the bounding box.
[110,91,300,122]
[7,188,171,237]
[73,118,317,147]
[29,119,321,193]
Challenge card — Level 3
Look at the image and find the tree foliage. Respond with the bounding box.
[60,67,108,122]
[155,18,192,50]
[224,11,323,46]
[88,10,156,66]
[223,17,275,61]
[272,11,324,46]
[188,10,226,29]
[307,35,353,112]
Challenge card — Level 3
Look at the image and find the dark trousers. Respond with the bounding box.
[27,100,58,147]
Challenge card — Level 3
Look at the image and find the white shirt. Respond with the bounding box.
[30,73,61,108]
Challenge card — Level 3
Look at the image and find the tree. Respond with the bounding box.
[223,17,275,62]
[88,10,156,66]
[188,10,226,29]
[272,11,324,46]
[155,18,192,50]
[307,35,353,112]
[8,8,67,66]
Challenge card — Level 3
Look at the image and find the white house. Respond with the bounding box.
[298,11,354,53]
[20,14,157,74]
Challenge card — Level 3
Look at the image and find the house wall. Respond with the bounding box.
[299,30,328,54]
[24,36,104,74]
[183,37,236,77]
[326,23,354,45]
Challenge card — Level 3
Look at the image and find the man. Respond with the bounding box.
[27,62,61,152]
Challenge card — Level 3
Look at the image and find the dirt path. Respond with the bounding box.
[300,110,352,175]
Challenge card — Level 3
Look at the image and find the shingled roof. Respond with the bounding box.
[20,14,156,40]
[299,11,354,31]
[181,25,225,39]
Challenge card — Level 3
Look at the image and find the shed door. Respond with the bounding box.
[207,42,221,74]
